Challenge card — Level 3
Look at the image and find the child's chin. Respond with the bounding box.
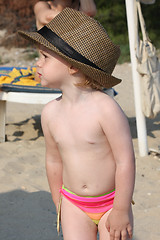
[41,81,59,89]
[41,82,48,88]
[40,80,50,88]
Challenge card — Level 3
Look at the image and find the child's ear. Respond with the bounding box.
[68,65,79,75]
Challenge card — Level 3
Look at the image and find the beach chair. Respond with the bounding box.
[0,67,62,142]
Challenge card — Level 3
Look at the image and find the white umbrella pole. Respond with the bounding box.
[125,0,148,156]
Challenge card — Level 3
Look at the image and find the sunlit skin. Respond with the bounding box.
[37,48,71,88]
[34,0,74,30]
[38,45,135,240]
[34,0,96,30]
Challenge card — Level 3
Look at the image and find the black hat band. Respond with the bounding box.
[38,26,103,72]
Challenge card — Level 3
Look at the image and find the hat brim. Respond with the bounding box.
[18,30,121,89]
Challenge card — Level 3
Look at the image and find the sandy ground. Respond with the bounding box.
[0,47,160,240]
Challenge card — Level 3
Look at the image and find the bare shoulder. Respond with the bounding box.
[93,91,125,118]
[41,96,62,124]
[93,92,134,161]
[92,91,131,136]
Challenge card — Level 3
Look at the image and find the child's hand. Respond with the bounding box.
[106,209,132,240]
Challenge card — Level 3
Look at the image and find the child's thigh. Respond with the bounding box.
[98,208,134,240]
[61,197,98,240]
[98,209,112,240]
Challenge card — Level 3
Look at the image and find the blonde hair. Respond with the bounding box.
[75,75,103,91]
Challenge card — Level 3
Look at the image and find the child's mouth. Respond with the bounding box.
[38,72,42,78]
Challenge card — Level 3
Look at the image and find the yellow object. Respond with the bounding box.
[0,67,40,87]
[57,196,62,234]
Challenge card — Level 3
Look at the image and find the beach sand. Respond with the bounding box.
[0,48,160,240]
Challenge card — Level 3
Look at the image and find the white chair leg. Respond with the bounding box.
[0,100,6,143]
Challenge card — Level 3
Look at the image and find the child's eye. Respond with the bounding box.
[43,53,48,58]
[40,51,48,58]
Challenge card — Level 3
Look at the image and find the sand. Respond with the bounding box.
[0,47,160,240]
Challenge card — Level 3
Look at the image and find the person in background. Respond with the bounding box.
[34,0,96,30]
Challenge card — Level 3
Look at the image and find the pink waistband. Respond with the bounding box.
[60,186,115,213]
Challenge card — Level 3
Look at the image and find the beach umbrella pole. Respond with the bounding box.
[125,0,148,156]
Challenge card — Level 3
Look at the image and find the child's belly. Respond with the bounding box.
[62,149,116,197]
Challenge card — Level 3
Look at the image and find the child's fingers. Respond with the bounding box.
[114,230,121,240]
[121,229,128,240]
[109,229,115,240]
[105,220,110,232]
[127,224,133,239]
[109,229,120,240]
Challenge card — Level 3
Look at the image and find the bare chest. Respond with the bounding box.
[50,109,106,149]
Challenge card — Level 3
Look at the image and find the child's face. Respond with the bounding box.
[36,45,70,89]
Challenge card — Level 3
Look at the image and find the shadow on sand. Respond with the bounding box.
[0,190,63,240]
[128,114,160,139]
[6,115,43,142]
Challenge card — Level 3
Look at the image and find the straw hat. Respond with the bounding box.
[18,8,121,89]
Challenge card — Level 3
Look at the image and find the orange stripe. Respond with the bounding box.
[86,211,105,220]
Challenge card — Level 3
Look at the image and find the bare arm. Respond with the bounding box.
[41,104,63,211]
[99,96,135,239]
[79,0,97,16]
